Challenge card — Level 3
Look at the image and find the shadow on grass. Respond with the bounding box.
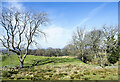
[23,57,77,68]
[23,58,54,68]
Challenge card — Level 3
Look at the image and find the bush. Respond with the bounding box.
[2,71,11,77]
[108,49,119,64]
[77,53,93,63]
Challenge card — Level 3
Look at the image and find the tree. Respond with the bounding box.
[103,25,119,64]
[86,29,104,61]
[45,47,55,57]
[71,27,90,63]
[62,47,70,56]
[55,48,62,57]
[71,27,105,64]
[0,7,49,68]
[63,43,76,56]
[39,49,45,56]
[88,29,103,51]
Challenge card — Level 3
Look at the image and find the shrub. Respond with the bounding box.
[2,71,11,77]
[77,53,93,63]
[108,49,119,64]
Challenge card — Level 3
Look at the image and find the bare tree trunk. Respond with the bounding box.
[7,49,10,56]
[18,55,24,68]
[19,53,27,68]
[20,61,23,68]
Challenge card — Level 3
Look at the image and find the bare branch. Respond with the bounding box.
[0,7,49,68]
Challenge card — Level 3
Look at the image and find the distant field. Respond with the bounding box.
[2,55,118,80]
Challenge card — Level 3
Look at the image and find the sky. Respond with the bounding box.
[1,2,118,49]
[2,0,120,2]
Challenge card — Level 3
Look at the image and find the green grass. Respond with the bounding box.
[2,55,118,80]
[2,55,19,67]
[2,55,86,67]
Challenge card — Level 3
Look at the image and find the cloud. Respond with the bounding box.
[75,3,107,28]
[38,25,72,48]
[3,0,25,12]
[38,3,108,49]
[0,1,25,49]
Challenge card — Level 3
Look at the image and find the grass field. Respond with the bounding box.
[2,55,119,80]
[2,55,86,67]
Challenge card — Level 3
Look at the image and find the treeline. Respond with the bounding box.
[64,25,119,66]
[26,47,70,57]
[1,47,70,57]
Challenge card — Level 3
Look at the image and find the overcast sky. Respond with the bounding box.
[1,2,118,49]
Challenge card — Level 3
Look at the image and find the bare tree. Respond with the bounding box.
[71,27,105,64]
[102,25,119,64]
[0,8,49,68]
[102,25,118,53]
[71,27,90,62]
